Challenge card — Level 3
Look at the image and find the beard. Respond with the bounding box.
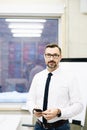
[47,60,57,69]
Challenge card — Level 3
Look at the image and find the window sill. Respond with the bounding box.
[0,102,25,111]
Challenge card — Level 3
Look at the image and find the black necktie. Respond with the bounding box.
[43,73,53,124]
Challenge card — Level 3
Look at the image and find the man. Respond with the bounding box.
[26,43,83,130]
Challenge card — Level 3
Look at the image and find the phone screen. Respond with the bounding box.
[34,108,42,112]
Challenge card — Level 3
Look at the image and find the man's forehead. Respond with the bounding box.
[45,47,59,53]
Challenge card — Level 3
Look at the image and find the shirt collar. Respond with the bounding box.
[46,65,61,75]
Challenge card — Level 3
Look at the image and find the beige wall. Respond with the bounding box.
[65,0,87,58]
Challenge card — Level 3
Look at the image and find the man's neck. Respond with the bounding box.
[47,65,59,72]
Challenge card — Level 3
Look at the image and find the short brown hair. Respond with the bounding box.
[45,43,61,54]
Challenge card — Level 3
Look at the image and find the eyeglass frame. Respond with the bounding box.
[45,53,60,59]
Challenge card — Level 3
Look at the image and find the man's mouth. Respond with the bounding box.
[48,61,55,64]
[48,61,56,67]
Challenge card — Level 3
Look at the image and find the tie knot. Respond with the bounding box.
[48,73,53,77]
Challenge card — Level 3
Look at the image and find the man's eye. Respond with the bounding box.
[54,54,58,56]
[48,54,51,56]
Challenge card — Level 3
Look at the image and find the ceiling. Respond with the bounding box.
[0,18,58,43]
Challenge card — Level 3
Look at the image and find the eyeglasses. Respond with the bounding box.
[45,53,60,59]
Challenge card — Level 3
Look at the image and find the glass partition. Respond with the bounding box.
[0,17,59,94]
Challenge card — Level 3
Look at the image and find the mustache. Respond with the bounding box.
[48,60,56,63]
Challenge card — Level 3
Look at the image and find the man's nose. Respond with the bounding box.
[50,56,54,60]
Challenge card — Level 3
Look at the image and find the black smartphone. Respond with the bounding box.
[34,108,42,112]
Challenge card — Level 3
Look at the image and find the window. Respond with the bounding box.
[0,17,60,102]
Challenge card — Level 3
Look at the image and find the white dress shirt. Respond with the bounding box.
[26,64,83,123]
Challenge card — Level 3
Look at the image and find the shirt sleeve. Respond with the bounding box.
[26,75,37,114]
[60,75,84,119]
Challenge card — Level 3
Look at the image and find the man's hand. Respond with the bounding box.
[42,108,61,120]
[33,109,43,117]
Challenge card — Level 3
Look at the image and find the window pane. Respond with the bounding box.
[0,18,59,94]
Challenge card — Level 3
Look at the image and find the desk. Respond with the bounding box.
[0,115,21,130]
[0,104,33,130]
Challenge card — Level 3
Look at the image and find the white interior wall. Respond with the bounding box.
[65,0,87,58]
[0,0,65,14]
